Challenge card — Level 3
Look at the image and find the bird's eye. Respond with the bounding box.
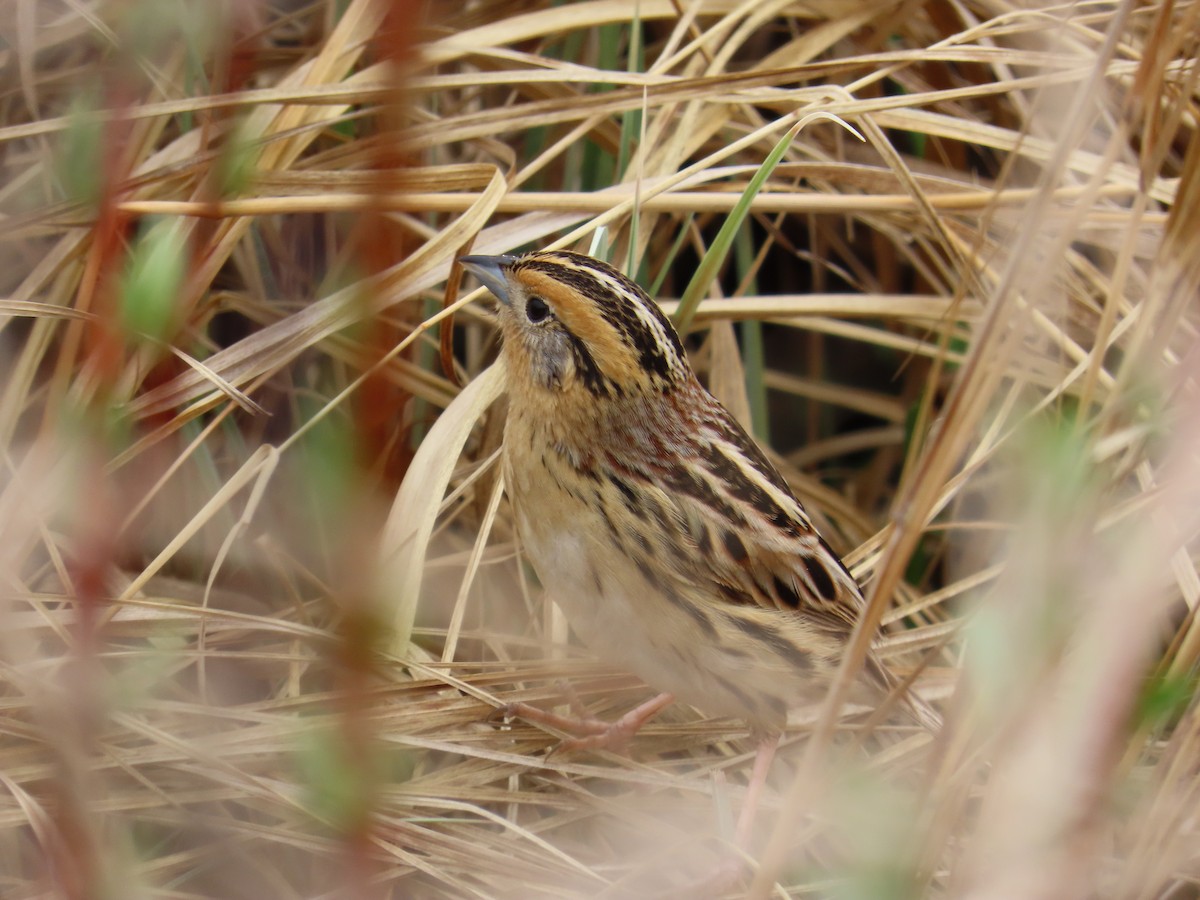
[526,296,552,323]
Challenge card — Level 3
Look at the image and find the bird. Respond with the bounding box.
[458,249,934,843]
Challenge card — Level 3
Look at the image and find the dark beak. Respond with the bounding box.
[459,254,519,306]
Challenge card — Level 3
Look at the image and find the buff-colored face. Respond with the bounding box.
[460,251,688,398]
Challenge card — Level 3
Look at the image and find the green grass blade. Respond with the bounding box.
[673,113,863,333]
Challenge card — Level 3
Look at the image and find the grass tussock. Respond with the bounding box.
[1,0,1199,897]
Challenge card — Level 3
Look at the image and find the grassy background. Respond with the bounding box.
[1,0,1198,897]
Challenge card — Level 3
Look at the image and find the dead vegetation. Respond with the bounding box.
[1,0,1199,897]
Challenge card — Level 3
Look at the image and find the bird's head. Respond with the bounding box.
[459,251,689,400]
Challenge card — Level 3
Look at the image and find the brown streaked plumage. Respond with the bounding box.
[459,250,936,832]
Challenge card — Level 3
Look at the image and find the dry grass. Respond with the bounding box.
[1,0,1199,897]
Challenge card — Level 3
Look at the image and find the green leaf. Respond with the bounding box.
[120,218,187,344]
[57,95,104,207]
[1137,672,1196,730]
[296,725,386,833]
[673,113,863,333]
[216,119,258,198]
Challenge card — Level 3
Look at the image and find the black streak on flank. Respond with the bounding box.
[699,442,802,538]
[542,456,584,503]
[663,588,719,639]
[633,529,655,557]
[762,694,789,720]
[723,529,748,563]
[819,534,859,588]
[720,677,761,713]
[716,582,754,606]
[646,494,677,539]
[598,503,624,551]
[772,574,802,609]
[657,525,696,566]
[803,555,839,602]
[728,615,813,671]
[634,556,661,591]
[608,474,643,519]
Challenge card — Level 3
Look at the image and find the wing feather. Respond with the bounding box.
[607,391,865,639]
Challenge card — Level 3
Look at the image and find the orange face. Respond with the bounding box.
[461,251,687,399]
